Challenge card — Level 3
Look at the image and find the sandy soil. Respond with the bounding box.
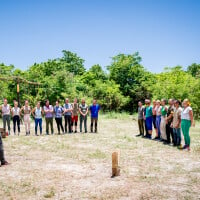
[0,116,200,200]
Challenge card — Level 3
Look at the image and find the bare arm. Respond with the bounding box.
[189,110,194,126]
[31,108,36,117]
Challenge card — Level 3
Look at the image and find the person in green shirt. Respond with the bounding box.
[144,99,153,139]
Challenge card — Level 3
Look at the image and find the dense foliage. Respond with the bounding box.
[0,51,199,118]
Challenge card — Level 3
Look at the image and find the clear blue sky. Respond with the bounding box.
[0,0,200,72]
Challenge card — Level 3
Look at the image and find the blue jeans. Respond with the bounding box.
[156,115,161,137]
[173,128,181,146]
[35,118,42,134]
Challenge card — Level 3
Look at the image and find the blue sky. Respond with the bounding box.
[0,0,200,72]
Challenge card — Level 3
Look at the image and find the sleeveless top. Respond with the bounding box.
[12,107,20,116]
[35,107,42,119]
[156,106,161,116]
[24,106,31,115]
[2,104,10,115]
[72,103,78,116]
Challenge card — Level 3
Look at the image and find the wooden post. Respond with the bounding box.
[112,151,120,177]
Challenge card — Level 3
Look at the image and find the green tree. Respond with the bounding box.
[108,53,154,112]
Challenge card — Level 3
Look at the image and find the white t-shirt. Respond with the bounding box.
[181,106,192,120]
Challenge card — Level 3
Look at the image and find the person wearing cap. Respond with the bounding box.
[180,99,194,151]
[0,98,11,135]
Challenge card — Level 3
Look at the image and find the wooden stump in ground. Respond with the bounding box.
[0,128,6,138]
[111,151,120,177]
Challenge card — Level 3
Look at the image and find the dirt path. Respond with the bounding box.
[0,117,200,200]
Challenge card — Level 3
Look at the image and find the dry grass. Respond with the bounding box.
[0,116,200,200]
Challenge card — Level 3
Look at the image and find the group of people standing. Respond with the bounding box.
[0,98,100,136]
[137,98,194,151]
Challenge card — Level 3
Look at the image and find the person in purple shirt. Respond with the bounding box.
[54,100,64,135]
[43,100,54,135]
[89,99,100,133]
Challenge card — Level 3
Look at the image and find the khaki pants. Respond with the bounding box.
[24,114,30,133]
[160,116,167,140]
[45,117,54,134]
[138,119,144,135]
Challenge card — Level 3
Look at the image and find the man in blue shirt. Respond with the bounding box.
[89,99,100,133]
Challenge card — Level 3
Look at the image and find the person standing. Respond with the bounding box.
[79,99,88,133]
[12,101,21,135]
[152,100,158,137]
[54,100,64,135]
[63,98,72,133]
[90,99,100,133]
[21,100,31,136]
[143,99,149,137]
[166,99,174,144]
[44,100,54,135]
[32,102,43,136]
[181,99,194,151]
[171,100,182,147]
[71,98,79,133]
[0,98,11,135]
[136,101,144,137]
[154,100,162,140]
[144,99,153,139]
[160,99,168,142]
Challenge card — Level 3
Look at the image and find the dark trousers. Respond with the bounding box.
[91,117,98,132]
[3,115,10,132]
[45,117,54,134]
[0,134,5,163]
[35,118,42,134]
[55,118,64,134]
[64,115,71,133]
[13,115,20,134]
[80,115,87,132]
[173,128,181,146]
[166,123,174,144]
[144,120,148,136]
[138,119,144,135]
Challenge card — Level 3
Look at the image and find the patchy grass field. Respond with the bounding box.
[0,115,200,200]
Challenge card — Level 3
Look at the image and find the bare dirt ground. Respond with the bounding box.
[0,115,200,200]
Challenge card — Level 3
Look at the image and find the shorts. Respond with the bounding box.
[71,115,78,122]
[146,116,153,131]
[153,115,157,129]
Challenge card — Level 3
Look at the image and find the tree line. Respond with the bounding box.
[0,50,200,118]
